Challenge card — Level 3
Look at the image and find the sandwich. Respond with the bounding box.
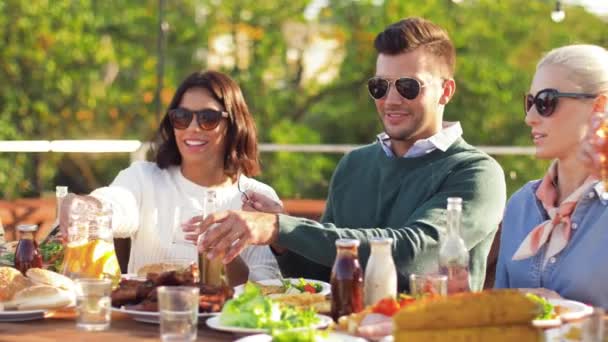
[3,285,73,311]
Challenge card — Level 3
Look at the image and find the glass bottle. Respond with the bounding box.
[364,237,397,306]
[438,197,470,294]
[62,200,121,286]
[330,239,364,321]
[198,190,226,286]
[14,224,43,274]
[43,186,68,243]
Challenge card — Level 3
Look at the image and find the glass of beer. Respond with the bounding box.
[589,96,608,189]
[197,190,226,286]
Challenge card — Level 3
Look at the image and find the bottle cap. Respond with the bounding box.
[370,237,393,245]
[56,186,68,197]
[17,224,38,232]
[447,197,462,205]
[335,239,360,248]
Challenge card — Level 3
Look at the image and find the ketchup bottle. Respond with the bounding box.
[330,239,363,321]
[14,224,43,274]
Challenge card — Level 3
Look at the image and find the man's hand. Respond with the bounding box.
[241,191,284,214]
[187,210,279,264]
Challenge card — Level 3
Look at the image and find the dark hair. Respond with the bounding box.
[155,70,260,177]
[374,17,456,77]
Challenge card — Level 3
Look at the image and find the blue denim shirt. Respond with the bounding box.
[495,179,608,308]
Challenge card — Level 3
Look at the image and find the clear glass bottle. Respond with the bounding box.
[330,239,364,321]
[14,224,43,274]
[364,237,397,306]
[198,190,226,286]
[43,186,68,243]
[62,200,121,286]
[438,197,470,294]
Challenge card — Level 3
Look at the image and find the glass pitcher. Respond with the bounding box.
[62,199,121,287]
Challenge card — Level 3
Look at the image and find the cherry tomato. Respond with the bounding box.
[372,298,401,316]
[303,284,317,293]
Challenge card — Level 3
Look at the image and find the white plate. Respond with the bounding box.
[112,307,218,324]
[206,314,333,334]
[0,309,48,322]
[235,332,367,342]
[234,278,331,296]
[532,299,593,328]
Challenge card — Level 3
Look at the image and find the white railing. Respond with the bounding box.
[0,140,536,162]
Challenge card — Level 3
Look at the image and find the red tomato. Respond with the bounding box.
[372,298,401,316]
[303,284,317,293]
[398,296,416,308]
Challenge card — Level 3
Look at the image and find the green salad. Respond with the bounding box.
[282,278,323,294]
[526,293,556,320]
[220,282,319,330]
[271,329,327,342]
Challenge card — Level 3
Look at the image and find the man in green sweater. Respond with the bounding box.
[193,17,506,292]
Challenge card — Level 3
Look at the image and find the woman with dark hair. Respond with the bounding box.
[60,70,281,284]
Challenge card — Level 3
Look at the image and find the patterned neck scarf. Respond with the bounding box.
[512,161,596,265]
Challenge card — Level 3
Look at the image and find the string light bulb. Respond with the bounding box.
[551,0,565,23]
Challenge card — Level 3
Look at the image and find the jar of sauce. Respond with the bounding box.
[14,224,43,274]
[330,239,363,321]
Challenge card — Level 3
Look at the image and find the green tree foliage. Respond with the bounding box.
[0,0,606,199]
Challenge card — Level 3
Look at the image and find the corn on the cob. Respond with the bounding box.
[394,289,540,330]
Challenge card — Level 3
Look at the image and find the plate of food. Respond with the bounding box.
[531,297,593,328]
[234,331,367,342]
[112,264,233,324]
[234,278,331,297]
[206,314,333,334]
[0,266,75,322]
[112,306,217,324]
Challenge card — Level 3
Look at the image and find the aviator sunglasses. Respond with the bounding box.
[367,77,431,100]
[524,88,596,117]
[168,108,229,130]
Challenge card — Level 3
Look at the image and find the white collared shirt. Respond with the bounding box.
[376,121,463,158]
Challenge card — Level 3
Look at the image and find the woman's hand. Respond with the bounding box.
[241,191,284,214]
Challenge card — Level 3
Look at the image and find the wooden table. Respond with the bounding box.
[0,309,239,342]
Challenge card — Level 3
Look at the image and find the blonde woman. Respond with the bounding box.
[495,45,608,308]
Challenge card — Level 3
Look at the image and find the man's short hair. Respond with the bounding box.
[374,17,456,77]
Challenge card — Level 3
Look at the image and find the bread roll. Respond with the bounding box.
[26,268,74,292]
[6,285,73,311]
[0,267,31,301]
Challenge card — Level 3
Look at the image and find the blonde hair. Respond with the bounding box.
[537,44,608,95]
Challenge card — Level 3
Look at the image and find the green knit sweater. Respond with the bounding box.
[275,138,506,292]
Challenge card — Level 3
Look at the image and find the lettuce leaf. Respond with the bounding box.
[526,293,555,320]
[220,282,319,330]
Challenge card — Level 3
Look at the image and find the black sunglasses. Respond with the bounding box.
[524,88,596,117]
[367,77,429,100]
[168,108,229,130]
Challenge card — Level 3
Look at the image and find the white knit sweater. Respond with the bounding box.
[90,161,282,281]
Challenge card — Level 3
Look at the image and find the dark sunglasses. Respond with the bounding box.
[367,77,429,100]
[168,108,229,130]
[524,88,596,117]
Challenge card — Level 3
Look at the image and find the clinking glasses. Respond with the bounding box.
[524,88,596,117]
[168,108,229,130]
[367,77,430,100]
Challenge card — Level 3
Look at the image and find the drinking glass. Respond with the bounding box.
[409,273,448,298]
[74,278,112,331]
[157,286,199,342]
